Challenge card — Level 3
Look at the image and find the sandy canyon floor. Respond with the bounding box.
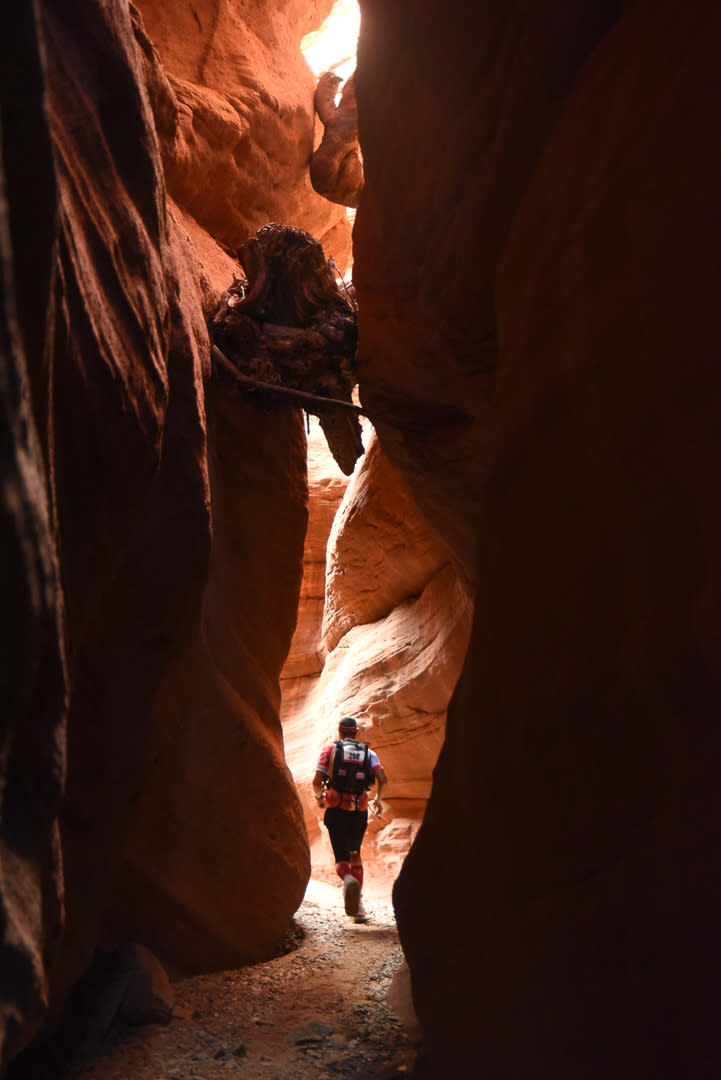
[58,879,419,1080]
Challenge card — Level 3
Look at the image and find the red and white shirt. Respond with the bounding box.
[316,743,383,811]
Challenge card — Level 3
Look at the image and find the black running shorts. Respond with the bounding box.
[323,806,369,863]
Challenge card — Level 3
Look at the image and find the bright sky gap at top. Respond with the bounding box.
[301,0,359,83]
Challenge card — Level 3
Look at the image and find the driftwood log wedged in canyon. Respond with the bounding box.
[210,223,364,475]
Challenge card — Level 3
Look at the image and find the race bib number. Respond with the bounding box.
[343,747,365,764]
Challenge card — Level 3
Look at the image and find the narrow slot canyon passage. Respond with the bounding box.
[2,1,721,1079]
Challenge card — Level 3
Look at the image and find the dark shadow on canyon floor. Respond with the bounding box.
[9,881,418,1080]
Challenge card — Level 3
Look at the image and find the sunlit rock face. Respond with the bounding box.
[282,430,472,893]
[279,420,351,878]
[134,0,352,270]
[355,1,721,1076]
[280,417,351,711]
[322,435,457,653]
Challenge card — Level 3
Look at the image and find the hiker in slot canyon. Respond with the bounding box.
[313,716,387,921]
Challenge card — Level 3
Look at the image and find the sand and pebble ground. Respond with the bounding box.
[58,879,419,1080]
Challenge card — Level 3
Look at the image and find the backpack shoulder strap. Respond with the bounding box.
[328,740,342,783]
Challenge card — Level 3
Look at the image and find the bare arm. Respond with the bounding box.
[371,768,387,814]
[312,769,327,806]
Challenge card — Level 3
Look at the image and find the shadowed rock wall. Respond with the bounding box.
[0,2,67,1064]
[354,1,721,1076]
[0,0,346,1068]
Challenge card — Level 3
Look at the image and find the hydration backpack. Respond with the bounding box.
[329,739,374,795]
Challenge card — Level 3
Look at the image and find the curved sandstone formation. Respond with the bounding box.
[322,435,460,652]
[133,0,351,262]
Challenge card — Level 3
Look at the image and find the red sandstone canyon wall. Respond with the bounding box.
[0,0,347,1067]
[354,1,721,1076]
[5,0,720,1075]
[134,0,351,272]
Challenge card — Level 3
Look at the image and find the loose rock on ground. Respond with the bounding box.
[59,880,418,1080]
